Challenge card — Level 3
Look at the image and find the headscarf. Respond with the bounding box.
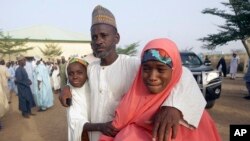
[99,38,183,141]
[141,49,173,68]
[65,57,89,79]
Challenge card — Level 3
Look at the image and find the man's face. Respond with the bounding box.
[6,62,10,68]
[61,57,66,64]
[91,24,119,59]
[18,58,26,66]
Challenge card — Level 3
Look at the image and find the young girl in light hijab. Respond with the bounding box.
[66,57,90,141]
[100,38,221,141]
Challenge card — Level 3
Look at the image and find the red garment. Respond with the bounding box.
[99,38,221,141]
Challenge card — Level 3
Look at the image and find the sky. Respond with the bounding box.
[0,0,246,55]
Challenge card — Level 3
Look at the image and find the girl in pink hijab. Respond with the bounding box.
[100,38,221,141]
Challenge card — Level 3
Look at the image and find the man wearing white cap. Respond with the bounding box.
[15,55,36,118]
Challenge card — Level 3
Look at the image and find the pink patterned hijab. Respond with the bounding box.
[100,38,221,141]
[99,38,182,140]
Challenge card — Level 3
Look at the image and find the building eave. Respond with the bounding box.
[0,38,91,43]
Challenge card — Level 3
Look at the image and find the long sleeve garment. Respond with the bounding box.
[35,63,54,109]
[230,57,239,74]
[15,67,36,112]
[7,66,15,91]
[24,61,35,94]
[0,82,9,118]
[0,65,10,99]
[67,82,90,141]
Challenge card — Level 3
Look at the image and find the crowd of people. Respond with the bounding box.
[2,3,248,140]
[0,55,70,130]
[8,3,250,141]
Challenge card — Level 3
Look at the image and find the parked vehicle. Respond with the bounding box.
[180,52,222,108]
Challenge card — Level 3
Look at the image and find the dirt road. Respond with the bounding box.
[1,76,250,141]
[0,94,67,141]
[208,77,250,141]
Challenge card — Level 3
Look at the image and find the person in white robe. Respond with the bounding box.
[0,59,11,103]
[12,61,19,95]
[6,62,16,101]
[66,57,90,141]
[229,53,240,79]
[34,58,54,111]
[6,62,15,94]
[24,58,36,96]
[0,76,10,130]
[51,63,61,94]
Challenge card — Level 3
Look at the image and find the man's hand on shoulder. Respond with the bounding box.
[152,106,182,141]
[58,85,72,107]
[100,122,119,137]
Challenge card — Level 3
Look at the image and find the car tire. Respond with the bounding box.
[205,100,215,109]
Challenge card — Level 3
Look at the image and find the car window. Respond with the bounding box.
[181,53,202,65]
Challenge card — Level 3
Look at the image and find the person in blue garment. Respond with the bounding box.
[34,56,54,111]
[15,55,36,118]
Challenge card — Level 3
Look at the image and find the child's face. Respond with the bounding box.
[142,60,172,94]
[67,62,87,87]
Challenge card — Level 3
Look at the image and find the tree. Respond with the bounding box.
[181,46,194,52]
[0,34,33,60]
[116,42,139,56]
[199,0,250,57]
[39,43,63,59]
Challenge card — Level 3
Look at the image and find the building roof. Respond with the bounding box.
[2,25,90,42]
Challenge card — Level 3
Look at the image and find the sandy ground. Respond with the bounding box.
[0,93,67,141]
[208,76,250,141]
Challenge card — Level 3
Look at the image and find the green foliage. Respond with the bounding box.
[0,34,33,59]
[199,0,250,53]
[116,42,139,56]
[181,47,194,52]
[39,43,63,58]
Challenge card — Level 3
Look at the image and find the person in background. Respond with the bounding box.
[60,5,206,141]
[11,61,19,95]
[59,56,67,89]
[229,53,239,79]
[0,71,9,131]
[51,63,61,94]
[6,62,15,103]
[216,56,227,77]
[204,55,211,66]
[34,57,54,112]
[24,57,36,99]
[0,59,11,103]
[15,55,36,118]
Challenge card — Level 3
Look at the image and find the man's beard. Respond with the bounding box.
[95,46,115,59]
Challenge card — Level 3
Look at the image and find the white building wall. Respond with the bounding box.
[13,41,92,61]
